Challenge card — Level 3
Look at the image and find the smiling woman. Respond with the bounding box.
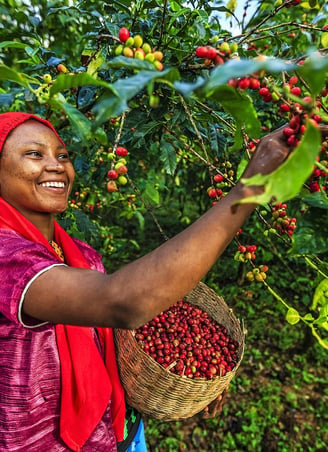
[0,118,75,239]
[0,111,300,451]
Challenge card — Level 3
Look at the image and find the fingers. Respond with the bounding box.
[319,124,328,137]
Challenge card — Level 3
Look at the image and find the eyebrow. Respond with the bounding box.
[22,141,65,150]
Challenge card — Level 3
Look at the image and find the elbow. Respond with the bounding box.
[107,300,150,330]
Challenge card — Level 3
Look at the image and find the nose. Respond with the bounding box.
[45,156,65,172]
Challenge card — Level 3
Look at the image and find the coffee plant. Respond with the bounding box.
[1,1,328,348]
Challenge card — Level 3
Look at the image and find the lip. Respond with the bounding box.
[38,180,68,191]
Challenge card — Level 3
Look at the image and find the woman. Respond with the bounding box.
[0,111,308,451]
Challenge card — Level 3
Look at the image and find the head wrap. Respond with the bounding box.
[0,111,65,153]
[0,112,125,450]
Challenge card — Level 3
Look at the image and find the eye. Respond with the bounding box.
[26,150,42,158]
[58,152,70,161]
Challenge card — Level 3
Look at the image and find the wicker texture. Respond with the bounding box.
[114,282,245,420]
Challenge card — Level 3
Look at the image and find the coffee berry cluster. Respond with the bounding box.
[134,300,239,379]
[246,265,269,282]
[195,40,238,67]
[106,146,129,193]
[234,244,257,262]
[307,158,328,193]
[270,203,296,236]
[114,27,164,71]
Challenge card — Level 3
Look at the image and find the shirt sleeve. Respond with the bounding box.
[0,230,66,328]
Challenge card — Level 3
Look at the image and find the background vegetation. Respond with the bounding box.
[1,0,328,450]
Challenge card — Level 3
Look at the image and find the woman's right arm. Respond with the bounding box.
[24,126,325,329]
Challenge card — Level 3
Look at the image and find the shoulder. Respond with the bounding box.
[72,237,106,273]
[0,229,53,258]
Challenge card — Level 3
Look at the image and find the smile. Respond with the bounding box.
[40,181,66,188]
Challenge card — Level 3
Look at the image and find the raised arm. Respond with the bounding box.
[22,127,303,329]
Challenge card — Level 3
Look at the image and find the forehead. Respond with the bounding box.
[4,119,60,144]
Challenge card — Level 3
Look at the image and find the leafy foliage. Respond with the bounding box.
[1,0,328,448]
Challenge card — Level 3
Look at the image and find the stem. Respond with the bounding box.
[238,0,296,45]
[262,279,290,310]
[158,0,168,48]
[179,94,214,184]
[195,100,236,134]
[310,325,328,349]
[113,111,126,153]
[304,256,328,279]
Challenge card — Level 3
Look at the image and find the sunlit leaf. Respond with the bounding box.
[239,120,321,205]
[204,85,261,148]
[93,68,178,126]
[311,278,328,310]
[0,64,38,88]
[286,307,300,325]
[50,72,116,96]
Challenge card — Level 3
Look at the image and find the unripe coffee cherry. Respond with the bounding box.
[125,37,135,47]
[133,35,143,48]
[118,175,128,185]
[43,74,52,83]
[123,47,134,58]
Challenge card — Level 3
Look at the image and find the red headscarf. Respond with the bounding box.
[0,112,125,450]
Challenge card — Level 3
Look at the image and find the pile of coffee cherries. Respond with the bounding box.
[134,299,240,379]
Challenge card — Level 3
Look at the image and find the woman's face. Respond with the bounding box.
[0,119,75,224]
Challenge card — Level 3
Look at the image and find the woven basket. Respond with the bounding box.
[114,282,245,421]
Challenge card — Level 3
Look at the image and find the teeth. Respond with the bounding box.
[40,182,65,188]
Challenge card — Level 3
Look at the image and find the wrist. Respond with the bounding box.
[232,181,264,201]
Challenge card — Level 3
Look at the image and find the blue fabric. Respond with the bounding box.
[126,420,147,452]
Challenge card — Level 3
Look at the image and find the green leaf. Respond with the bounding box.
[209,124,219,156]
[286,307,300,325]
[302,313,314,321]
[107,55,156,71]
[240,120,321,204]
[301,191,328,209]
[93,69,177,126]
[0,64,38,88]
[52,99,95,144]
[144,182,160,205]
[160,141,177,176]
[316,337,328,349]
[311,278,328,310]
[320,303,328,317]
[290,208,328,255]
[49,72,116,97]
[298,53,328,97]
[321,33,328,48]
[86,49,106,77]
[204,85,261,148]
[0,40,36,50]
[174,77,205,97]
[74,209,100,243]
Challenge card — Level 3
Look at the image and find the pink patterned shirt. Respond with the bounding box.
[0,229,117,451]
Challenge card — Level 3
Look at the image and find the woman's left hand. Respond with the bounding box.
[196,387,229,420]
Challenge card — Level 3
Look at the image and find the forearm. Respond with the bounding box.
[106,182,259,327]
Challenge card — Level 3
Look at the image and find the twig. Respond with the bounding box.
[238,0,296,45]
[179,93,214,184]
[158,0,168,48]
